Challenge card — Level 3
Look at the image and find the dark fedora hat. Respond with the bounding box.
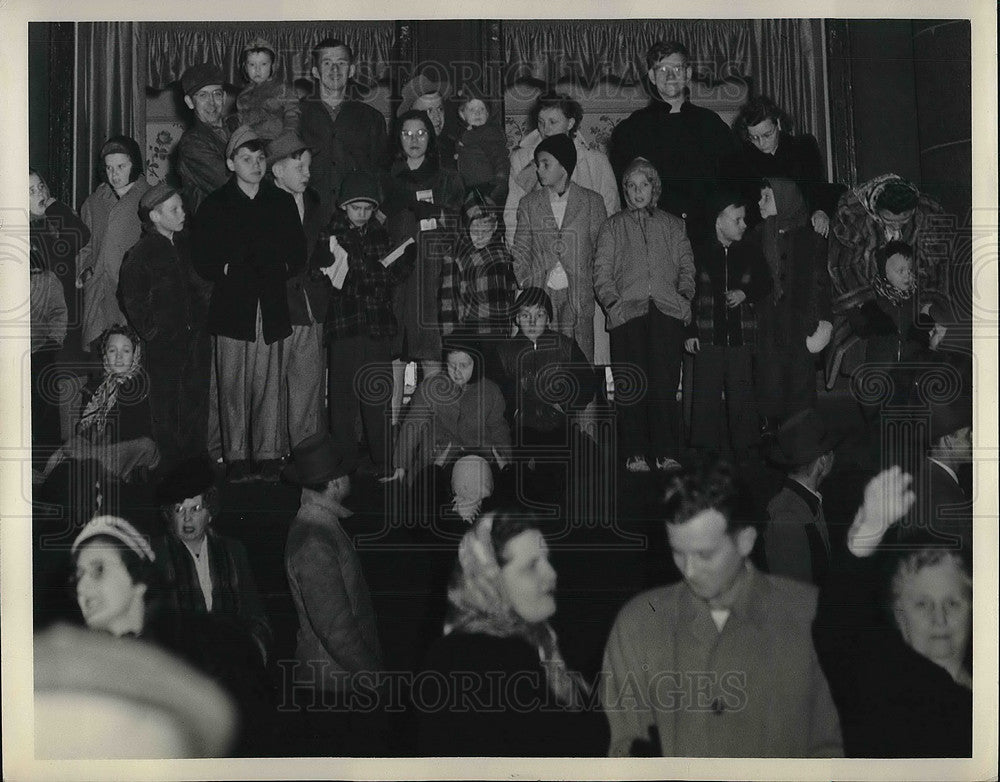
[155,455,217,506]
[282,432,357,486]
[768,408,841,467]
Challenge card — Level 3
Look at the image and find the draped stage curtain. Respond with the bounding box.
[503,19,824,141]
[145,21,396,90]
[75,22,147,207]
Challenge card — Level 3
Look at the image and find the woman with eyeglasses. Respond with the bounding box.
[151,456,273,666]
[722,95,842,236]
[383,109,466,427]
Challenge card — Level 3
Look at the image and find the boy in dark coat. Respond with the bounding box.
[192,125,306,481]
[685,192,771,456]
[118,182,211,468]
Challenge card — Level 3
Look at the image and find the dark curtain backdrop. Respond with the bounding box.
[75,22,147,207]
[145,21,396,90]
[503,19,824,141]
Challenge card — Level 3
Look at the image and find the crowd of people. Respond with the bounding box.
[28,36,974,760]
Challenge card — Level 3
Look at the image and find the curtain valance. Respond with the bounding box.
[146,21,395,90]
[503,18,823,140]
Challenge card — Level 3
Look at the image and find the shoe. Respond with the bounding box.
[626,455,651,473]
[655,457,682,472]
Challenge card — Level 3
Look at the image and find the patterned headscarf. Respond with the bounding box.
[78,326,144,436]
[444,513,590,708]
[856,173,920,242]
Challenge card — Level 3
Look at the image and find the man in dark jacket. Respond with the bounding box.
[192,126,306,481]
[609,40,739,240]
[268,131,329,453]
[298,38,390,222]
[685,191,771,455]
[176,63,232,218]
[119,182,211,468]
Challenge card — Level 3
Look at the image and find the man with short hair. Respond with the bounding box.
[267,131,329,451]
[764,409,838,587]
[192,126,306,481]
[298,38,389,220]
[118,182,211,467]
[609,40,739,240]
[601,460,843,757]
[176,63,232,216]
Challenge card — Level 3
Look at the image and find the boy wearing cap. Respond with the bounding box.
[268,131,329,451]
[176,62,232,216]
[321,172,414,475]
[231,37,300,141]
[512,133,607,362]
[192,125,306,481]
[118,183,212,467]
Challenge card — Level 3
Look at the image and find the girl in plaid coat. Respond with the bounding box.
[439,189,518,339]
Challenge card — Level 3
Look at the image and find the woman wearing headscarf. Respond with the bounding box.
[826,173,949,388]
[76,135,151,353]
[44,323,160,482]
[753,177,832,431]
[416,510,608,756]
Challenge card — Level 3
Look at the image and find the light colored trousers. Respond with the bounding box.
[282,323,326,451]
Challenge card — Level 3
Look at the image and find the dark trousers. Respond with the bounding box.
[328,334,392,470]
[756,339,818,422]
[146,333,212,468]
[609,304,685,459]
[689,344,760,450]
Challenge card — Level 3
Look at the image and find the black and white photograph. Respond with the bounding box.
[1,1,996,779]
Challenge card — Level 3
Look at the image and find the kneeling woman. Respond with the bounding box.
[416,510,608,756]
[386,335,511,527]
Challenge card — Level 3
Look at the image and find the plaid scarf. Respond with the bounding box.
[78,341,144,436]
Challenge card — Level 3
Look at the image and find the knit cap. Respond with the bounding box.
[534,133,577,179]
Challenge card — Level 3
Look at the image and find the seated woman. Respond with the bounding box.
[492,287,599,504]
[813,468,973,757]
[416,510,608,756]
[45,324,160,483]
[152,456,272,665]
[70,514,274,755]
[385,333,511,529]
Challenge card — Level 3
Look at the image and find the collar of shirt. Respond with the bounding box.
[789,476,823,504]
[928,458,960,485]
[182,537,207,560]
[548,186,570,204]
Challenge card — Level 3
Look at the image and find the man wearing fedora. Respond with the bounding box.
[298,38,389,221]
[268,131,329,452]
[764,408,838,587]
[176,62,232,217]
[283,432,386,754]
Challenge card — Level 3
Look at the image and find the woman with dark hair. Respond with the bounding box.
[722,95,839,234]
[152,456,273,665]
[416,509,608,756]
[44,323,160,482]
[70,514,275,756]
[383,109,466,424]
[76,135,150,353]
[826,173,950,389]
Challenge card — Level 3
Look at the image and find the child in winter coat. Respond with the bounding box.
[230,38,300,141]
[454,89,510,206]
[594,157,695,473]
